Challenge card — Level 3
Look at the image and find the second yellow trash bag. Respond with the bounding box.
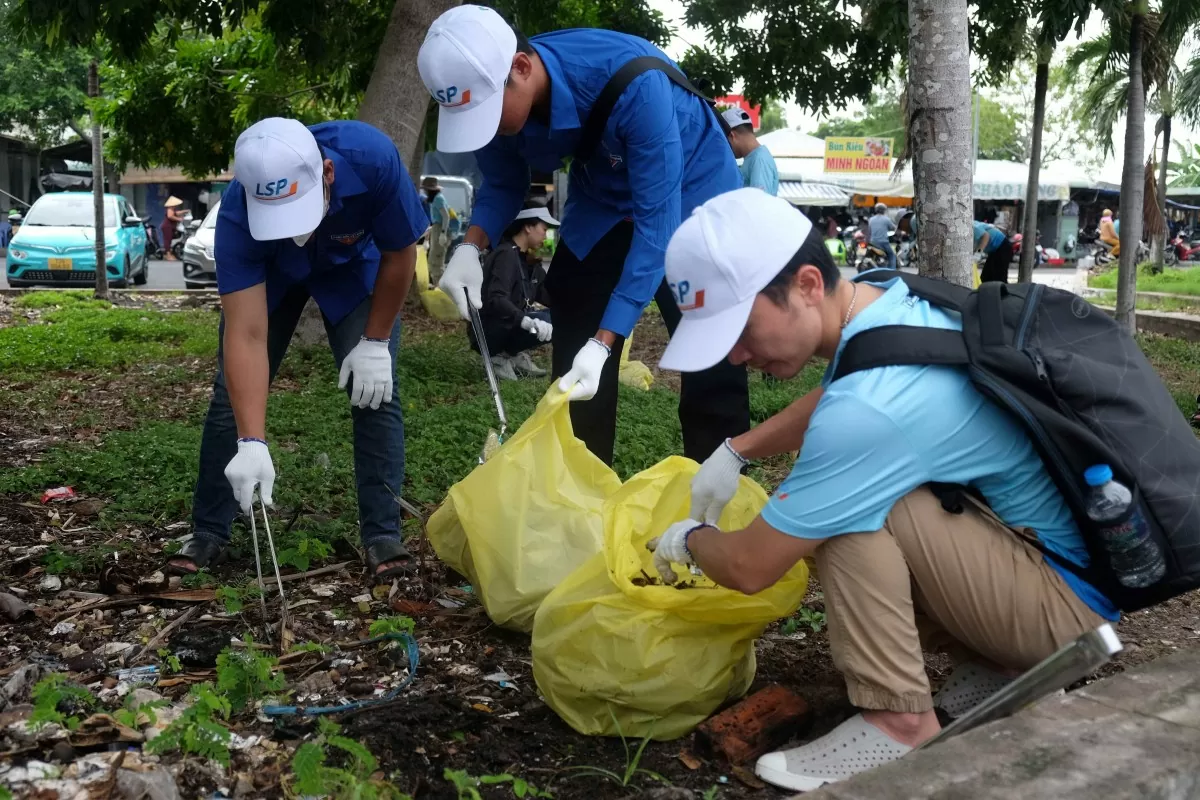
[532,457,810,740]
[427,390,623,633]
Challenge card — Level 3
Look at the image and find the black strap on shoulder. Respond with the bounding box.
[861,269,971,313]
[574,56,730,164]
[830,326,970,383]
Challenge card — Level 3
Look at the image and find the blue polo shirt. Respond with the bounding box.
[761,277,1117,621]
[215,120,429,324]
[973,221,1007,254]
[469,29,741,337]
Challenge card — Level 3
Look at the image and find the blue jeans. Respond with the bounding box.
[191,286,404,548]
[876,241,897,269]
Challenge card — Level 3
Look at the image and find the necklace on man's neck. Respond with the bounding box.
[841,282,859,329]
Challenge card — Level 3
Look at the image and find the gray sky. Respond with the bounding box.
[647,0,1198,181]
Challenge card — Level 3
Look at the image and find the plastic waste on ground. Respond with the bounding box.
[427,390,623,632]
[532,457,810,741]
[618,330,654,391]
[413,245,462,322]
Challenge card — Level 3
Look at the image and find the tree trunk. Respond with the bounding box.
[908,0,974,287]
[1018,53,1050,283]
[1151,113,1171,271]
[1115,11,1145,335]
[89,59,109,301]
[357,0,460,183]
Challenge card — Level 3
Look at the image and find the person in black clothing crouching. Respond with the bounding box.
[471,204,559,380]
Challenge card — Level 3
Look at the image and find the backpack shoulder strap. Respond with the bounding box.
[859,270,973,312]
[831,326,970,383]
[575,56,728,164]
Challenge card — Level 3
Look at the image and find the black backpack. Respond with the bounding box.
[831,271,1200,612]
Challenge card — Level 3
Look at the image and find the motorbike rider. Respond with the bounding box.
[162,197,185,261]
[867,203,896,269]
[1099,209,1119,257]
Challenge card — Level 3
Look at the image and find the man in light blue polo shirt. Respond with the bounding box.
[416,5,749,466]
[721,106,779,196]
[168,117,428,584]
[648,189,1112,792]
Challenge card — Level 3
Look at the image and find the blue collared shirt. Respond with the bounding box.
[740,146,779,196]
[215,120,429,324]
[469,29,741,336]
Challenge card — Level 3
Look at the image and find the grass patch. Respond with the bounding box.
[1088,263,1200,296]
[13,290,113,310]
[1,301,1193,546]
[0,304,217,377]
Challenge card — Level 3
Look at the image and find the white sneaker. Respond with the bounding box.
[511,351,546,376]
[491,356,518,381]
[933,662,1014,719]
[754,714,912,792]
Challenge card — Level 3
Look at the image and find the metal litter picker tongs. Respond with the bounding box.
[247,492,291,648]
[466,289,508,463]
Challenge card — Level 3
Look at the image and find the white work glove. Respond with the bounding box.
[647,518,710,584]
[521,316,553,343]
[225,439,275,515]
[691,438,749,525]
[557,338,611,401]
[439,244,484,320]
[338,338,393,410]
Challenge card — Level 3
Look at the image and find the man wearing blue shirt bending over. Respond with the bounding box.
[416,5,750,465]
[649,189,1113,791]
[168,118,428,584]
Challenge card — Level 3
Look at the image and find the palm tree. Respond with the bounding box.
[1070,3,1200,284]
[1169,140,1200,186]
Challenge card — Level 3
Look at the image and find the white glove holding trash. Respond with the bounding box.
[440,243,485,320]
[690,438,748,524]
[558,338,610,401]
[339,337,393,410]
[521,316,553,343]
[225,439,275,515]
[647,518,711,584]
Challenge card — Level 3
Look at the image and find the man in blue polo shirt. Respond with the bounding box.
[168,117,428,583]
[974,219,1013,283]
[416,5,750,465]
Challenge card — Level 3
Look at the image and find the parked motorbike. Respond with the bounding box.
[1167,229,1200,265]
[896,231,913,270]
[141,215,164,260]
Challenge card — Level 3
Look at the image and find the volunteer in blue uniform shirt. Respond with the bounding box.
[416,5,750,465]
[168,117,428,584]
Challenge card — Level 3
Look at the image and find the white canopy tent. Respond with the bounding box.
[771,157,1094,201]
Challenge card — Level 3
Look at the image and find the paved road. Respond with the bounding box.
[0,257,190,290]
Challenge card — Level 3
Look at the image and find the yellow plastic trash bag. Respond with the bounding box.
[413,245,462,322]
[618,330,654,391]
[427,390,623,632]
[532,457,810,740]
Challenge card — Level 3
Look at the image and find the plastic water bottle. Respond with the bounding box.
[1083,464,1166,589]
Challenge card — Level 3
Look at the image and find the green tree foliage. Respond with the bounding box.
[0,1,91,165]
[1169,140,1200,186]
[758,99,787,134]
[678,0,1033,111]
[490,0,671,45]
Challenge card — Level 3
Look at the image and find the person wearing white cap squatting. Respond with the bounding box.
[648,188,1115,791]
[169,118,430,584]
[720,107,778,196]
[417,5,750,465]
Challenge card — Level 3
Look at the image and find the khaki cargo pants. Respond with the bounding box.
[814,487,1107,713]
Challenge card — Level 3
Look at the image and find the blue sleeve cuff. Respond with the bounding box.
[599,293,648,338]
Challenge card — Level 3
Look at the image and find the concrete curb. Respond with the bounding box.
[1091,304,1200,342]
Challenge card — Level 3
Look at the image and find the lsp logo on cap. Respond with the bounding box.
[671,280,706,311]
[254,178,298,201]
[435,86,471,107]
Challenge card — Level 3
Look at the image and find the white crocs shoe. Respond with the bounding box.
[933,662,1014,718]
[511,351,547,376]
[754,714,912,792]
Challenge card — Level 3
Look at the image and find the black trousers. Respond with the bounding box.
[544,222,750,466]
[981,239,1014,283]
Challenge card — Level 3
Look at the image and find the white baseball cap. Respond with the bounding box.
[233,118,324,241]
[515,206,559,227]
[659,188,814,372]
[721,107,753,130]
[418,6,517,153]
